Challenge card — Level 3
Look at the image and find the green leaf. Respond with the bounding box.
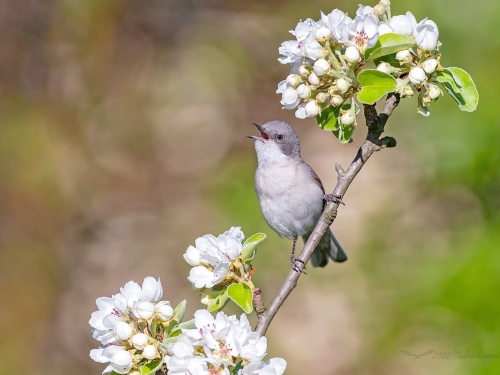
[169,319,195,338]
[172,300,186,323]
[316,105,341,131]
[436,67,478,112]
[232,360,244,375]
[365,33,416,61]
[241,233,266,264]
[417,89,430,117]
[166,319,178,335]
[150,318,158,339]
[227,283,253,313]
[207,290,229,313]
[357,70,397,105]
[140,359,163,375]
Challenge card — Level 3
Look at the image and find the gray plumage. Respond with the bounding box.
[249,120,347,267]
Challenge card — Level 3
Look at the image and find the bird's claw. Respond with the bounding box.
[290,257,307,274]
[325,193,345,206]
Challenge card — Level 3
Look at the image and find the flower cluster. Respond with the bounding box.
[277,1,443,124]
[89,277,189,374]
[184,227,245,290]
[165,310,286,375]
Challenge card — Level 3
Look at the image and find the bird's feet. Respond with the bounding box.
[290,256,307,274]
[325,193,345,206]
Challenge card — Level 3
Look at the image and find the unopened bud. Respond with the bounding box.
[114,322,133,340]
[330,95,344,107]
[377,62,392,74]
[308,72,320,85]
[142,345,157,360]
[305,100,321,117]
[422,58,438,74]
[286,74,302,88]
[126,295,139,309]
[409,67,426,84]
[131,333,150,350]
[296,84,311,99]
[298,65,312,78]
[316,92,329,103]
[345,47,360,63]
[313,59,330,76]
[403,85,414,97]
[315,24,332,40]
[395,49,412,63]
[156,304,174,321]
[428,84,441,99]
[336,78,350,93]
[135,301,155,320]
[341,112,356,125]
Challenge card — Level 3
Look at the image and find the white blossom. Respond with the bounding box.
[295,103,307,119]
[413,18,439,51]
[428,84,442,99]
[330,95,343,107]
[315,23,332,40]
[340,11,380,51]
[143,345,158,360]
[388,12,417,36]
[133,301,156,319]
[345,46,360,63]
[114,322,133,340]
[336,78,350,93]
[296,84,311,99]
[305,100,321,117]
[395,49,412,63]
[341,112,356,125]
[313,59,330,76]
[377,62,392,74]
[278,40,302,65]
[320,9,352,41]
[285,74,302,88]
[409,66,426,84]
[422,58,439,74]
[156,301,174,321]
[308,72,320,85]
[132,333,150,350]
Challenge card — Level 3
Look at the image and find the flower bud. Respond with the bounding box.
[395,49,412,63]
[313,59,330,76]
[114,322,133,340]
[341,112,356,125]
[345,47,360,63]
[132,333,150,350]
[376,62,392,74]
[315,24,332,40]
[428,84,441,100]
[336,78,350,93]
[316,92,329,103]
[111,351,133,374]
[330,95,343,107]
[298,65,311,78]
[127,294,139,309]
[422,58,438,74]
[156,304,174,321]
[380,0,390,7]
[286,74,302,88]
[135,301,155,319]
[308,72,320,85]
[409,67,426,84]
[305,100,321,117]
[142,345,157,360]
[296,84,311,99]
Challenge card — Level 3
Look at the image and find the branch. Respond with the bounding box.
[254,93,401,336]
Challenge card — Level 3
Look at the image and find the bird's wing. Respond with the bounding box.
[302,161,325,194]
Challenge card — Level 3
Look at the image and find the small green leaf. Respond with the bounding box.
[357,70,397,104]
[316,105,341,131]
[169,319,195,338]
[365,33,416,61]
[207,290,229,313]
[227,283,253,313]
[232,360,244,375]
[417,89,430,117]
[241,233,266,264]
[166,319,178,335]
[437,67,478,112]
[172,300,186,323]
[140,359,163,375]
[150,318,158,339]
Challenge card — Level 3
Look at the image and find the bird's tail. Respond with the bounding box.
[302,228,347,267]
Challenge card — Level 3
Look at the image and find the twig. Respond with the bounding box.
[254,93,401,336]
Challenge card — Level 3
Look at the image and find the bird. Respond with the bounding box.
[248,120,347,270]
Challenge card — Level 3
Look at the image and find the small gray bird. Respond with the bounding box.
[248,120,347,269]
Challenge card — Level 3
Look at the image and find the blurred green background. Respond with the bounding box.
[0,0,498,374]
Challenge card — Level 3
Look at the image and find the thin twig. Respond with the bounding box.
[254,93,401,335]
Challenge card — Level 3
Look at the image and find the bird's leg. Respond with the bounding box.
[290,237,306,274]
[325,193,345,206]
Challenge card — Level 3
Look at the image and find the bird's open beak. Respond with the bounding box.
[247,123,268,140]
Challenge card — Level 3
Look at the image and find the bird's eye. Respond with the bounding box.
[276,134,284,142]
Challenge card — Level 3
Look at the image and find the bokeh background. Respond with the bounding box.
[0,0,498,374]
